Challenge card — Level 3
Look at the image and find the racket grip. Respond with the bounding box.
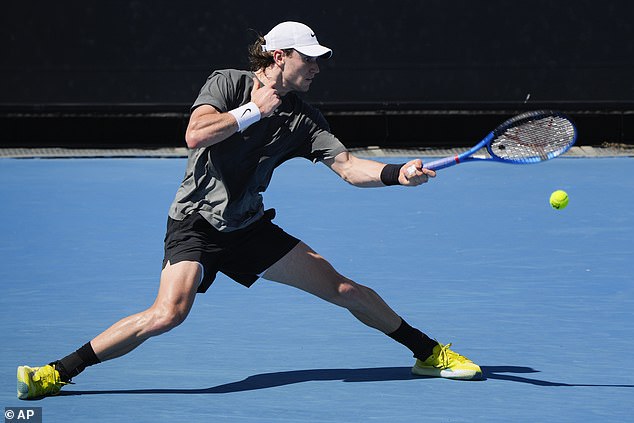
[423,155,460,171]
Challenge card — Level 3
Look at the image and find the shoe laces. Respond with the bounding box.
[435,343,473,367]
[32,366,69,392]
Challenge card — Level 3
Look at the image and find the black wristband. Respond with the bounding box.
[380,163,404,186]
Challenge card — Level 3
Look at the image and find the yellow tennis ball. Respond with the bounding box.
[550,190,569,210]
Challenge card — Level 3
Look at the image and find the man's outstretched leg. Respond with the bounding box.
[17,261,202,399]
[262,242,482,380]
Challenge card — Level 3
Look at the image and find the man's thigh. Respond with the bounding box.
[262,241,346,301]
[156,260,203,314]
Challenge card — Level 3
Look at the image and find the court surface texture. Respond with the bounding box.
[1,155,632,422]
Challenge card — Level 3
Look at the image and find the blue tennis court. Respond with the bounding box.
[1,155,633,422]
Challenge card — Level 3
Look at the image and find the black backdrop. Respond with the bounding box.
[2,0,633,147]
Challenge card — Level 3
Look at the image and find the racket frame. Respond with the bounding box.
[422,110,577,171]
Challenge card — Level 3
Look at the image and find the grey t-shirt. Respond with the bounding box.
[168,69,348,231]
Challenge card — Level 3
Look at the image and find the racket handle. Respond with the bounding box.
[406,155,461,176]
[422,155,461,171]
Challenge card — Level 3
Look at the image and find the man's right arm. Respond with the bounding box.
[185,105,239,149]
[185,78,281,150]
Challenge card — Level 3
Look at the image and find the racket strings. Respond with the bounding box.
[490,116,576,163]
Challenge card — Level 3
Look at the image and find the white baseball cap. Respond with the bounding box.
[262,21,332,58]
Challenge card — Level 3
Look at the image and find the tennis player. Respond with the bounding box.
[17,21,481,399]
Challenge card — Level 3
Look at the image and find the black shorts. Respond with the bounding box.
[162,209,300,293]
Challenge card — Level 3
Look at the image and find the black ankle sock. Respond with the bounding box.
[387,319,439,361]
[55,342,101,382]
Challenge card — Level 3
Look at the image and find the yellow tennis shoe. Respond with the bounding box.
[411,343,482,380]
[17,364,69,399]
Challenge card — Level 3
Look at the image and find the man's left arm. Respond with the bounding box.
[325,151,436,188]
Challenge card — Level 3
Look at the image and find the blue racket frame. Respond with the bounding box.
[423,111,578,171]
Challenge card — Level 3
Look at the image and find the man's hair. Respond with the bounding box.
[248,35,294,71]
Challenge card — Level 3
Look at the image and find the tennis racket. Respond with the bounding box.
[407,110,577,174]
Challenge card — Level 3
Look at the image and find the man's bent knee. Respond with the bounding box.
[146,260,201,336]
[144,305,189,336]
[337,281,358,299]
[332,280,373,308]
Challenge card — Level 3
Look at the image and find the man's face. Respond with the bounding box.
[280,50,321,93]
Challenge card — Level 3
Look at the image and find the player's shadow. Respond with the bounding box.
[58,365,634,397]
[482,366,634,387]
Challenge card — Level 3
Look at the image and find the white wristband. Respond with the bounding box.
[228,102,261,132]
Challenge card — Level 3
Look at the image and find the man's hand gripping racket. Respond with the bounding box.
[406,110,577,176]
